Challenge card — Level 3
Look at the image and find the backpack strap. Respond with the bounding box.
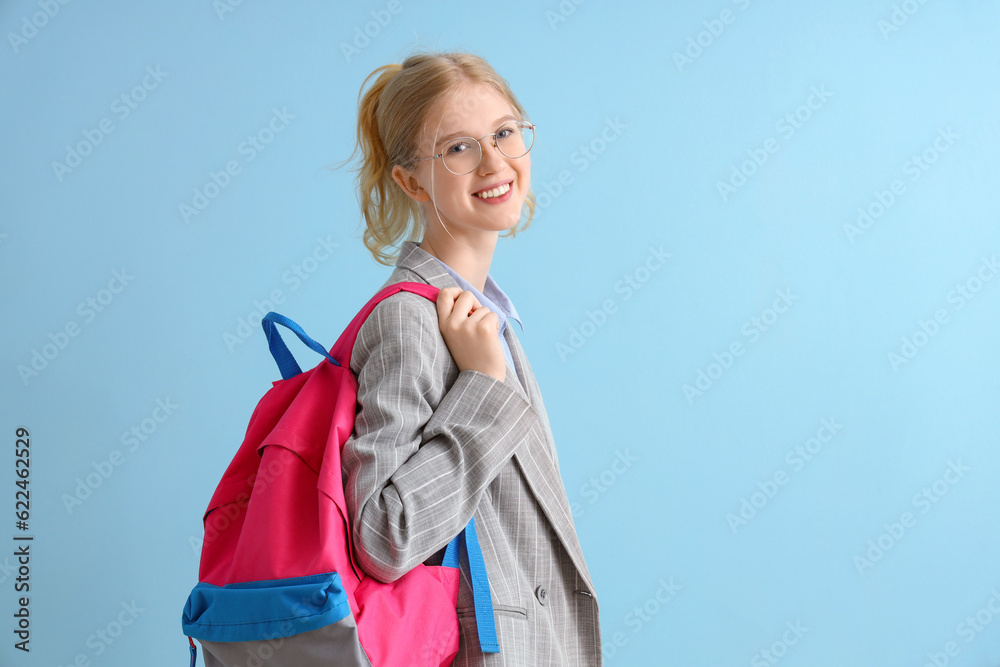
[461,517,500,653]
[328,281,440,367]
[259,281,438,379]
[261,312,339,379]
[440,518,499,653]
[260,281,501,654]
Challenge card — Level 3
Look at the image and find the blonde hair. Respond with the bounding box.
[339,51,536,266]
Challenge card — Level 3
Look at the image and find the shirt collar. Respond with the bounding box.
[429,256,524,332]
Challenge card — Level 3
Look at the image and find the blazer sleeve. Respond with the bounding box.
[342,292,537,582]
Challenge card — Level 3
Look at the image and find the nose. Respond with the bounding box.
[477,136,505,172]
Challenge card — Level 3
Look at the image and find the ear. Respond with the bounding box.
[391,164,432,203]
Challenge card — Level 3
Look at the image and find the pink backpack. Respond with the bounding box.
[182,282,498,666]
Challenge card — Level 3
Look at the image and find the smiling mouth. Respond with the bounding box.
[473,182,512,199]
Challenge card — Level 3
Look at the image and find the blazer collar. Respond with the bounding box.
[391,241,458,288]
[389,241,530,403]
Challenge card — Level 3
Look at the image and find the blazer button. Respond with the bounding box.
[535,585,548,606]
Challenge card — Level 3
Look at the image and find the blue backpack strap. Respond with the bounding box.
[443,521,498,651]
[442,532,461,568]
[261,312,339,379]
[460,516,499,653]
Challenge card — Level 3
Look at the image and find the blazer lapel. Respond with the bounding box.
[504,325,595,591]
[389,241,594,591]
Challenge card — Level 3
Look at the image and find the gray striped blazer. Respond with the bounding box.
[343,240,603,666]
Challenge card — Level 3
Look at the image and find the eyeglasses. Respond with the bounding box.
[411,120,535,175]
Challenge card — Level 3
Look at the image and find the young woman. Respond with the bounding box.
[342,51,602,666]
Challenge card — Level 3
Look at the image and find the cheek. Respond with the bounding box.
[427,172,467,204]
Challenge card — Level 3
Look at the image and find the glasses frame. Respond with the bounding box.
[411,120,536,175]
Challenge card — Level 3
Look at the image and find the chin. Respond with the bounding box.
[493,208,523,232]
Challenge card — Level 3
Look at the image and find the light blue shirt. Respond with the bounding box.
[430,257,523,383]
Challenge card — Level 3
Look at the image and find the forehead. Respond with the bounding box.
[421,82,516,144]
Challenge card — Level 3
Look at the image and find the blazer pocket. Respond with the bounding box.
[458,604,527,621]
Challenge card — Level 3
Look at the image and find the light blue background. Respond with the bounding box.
[2,1,999,665]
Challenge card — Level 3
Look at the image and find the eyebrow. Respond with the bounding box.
[433,114,520,149]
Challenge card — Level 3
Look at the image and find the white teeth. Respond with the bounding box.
[475,182,511,199]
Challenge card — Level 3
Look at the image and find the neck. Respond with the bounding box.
[419,227,497,294]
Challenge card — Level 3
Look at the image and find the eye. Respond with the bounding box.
[495,124,516,140]
[446,140,472,155]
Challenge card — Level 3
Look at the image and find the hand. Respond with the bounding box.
[435,287,506,383]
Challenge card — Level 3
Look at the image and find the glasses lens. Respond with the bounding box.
[439,123,534,174]
[441,138,481,175]
[497,122,533,159]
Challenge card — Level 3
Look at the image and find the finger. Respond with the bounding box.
[439,286,462,303]
[454,291,482,318]
[468,308,498,331]
[436,287,462,320]
[463,290,483,311]
[471,293,484,311]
